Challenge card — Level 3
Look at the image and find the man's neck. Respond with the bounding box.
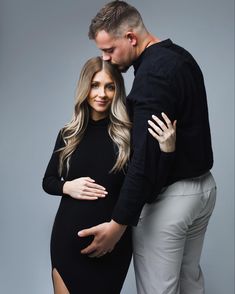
[137,34,161,57]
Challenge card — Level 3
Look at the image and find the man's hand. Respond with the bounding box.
[78,220,127,257]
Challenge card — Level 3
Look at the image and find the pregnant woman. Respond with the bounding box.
[42,56,176,294]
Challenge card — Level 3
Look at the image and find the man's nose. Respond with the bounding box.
[102,52,111,61]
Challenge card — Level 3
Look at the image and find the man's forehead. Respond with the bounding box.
[96,30,111,39]
[95,33,116,50]
[96,30,120,43]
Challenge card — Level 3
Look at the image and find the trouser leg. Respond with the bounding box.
[180,187,216,294]
[133,173,216,294]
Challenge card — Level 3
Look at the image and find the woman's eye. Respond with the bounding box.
[91,83,99,89]
[106,84,115,91]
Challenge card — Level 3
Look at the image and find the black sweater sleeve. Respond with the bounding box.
[152,151,175,199]
[111,40,214,226]
[112,70,176,226]
[42,130,66,196]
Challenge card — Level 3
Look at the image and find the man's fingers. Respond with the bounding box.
[78,227,95,238]
[88,251,99,258]
[80,243,97,255]
[88,250,103,258]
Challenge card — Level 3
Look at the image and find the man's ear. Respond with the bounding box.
[126,32,137,46]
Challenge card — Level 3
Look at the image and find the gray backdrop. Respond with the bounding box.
[0,0,234,293]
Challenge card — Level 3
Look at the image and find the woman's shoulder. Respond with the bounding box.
[53,128,65,150]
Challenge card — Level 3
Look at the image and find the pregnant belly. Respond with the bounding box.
[51,196,117,251]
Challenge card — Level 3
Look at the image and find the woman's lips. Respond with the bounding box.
[95,100,108,105]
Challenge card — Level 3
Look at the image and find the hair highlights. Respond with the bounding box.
[57,56,131,175]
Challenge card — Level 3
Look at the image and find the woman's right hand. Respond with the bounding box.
[63,177,107,200]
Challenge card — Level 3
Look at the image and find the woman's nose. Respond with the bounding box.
[98,87,106,97]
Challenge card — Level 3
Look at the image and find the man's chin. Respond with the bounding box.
[120,67,129,73]
[117,65,130,73]
[111,62,129,73]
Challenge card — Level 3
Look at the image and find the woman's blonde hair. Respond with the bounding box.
[57,56,131,175]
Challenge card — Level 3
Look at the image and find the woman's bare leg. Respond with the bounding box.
[52,268,70,294]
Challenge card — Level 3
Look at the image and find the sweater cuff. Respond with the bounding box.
[112,210,139,227]
[58,180,66,196]
[112,195,145,226]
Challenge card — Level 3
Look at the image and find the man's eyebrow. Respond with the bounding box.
[100,47,114,51]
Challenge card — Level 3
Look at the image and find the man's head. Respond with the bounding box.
[88,1,147,72]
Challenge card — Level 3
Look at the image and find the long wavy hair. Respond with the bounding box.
[57,56,131,175]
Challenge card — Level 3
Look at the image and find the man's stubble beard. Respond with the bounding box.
[113,63,130,73]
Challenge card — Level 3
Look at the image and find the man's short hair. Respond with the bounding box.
[88,1,144,39]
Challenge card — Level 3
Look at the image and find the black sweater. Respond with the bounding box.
[42,118,125,201]
[112,39,213,226]
[42,117,174,221]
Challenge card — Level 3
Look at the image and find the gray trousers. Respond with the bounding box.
[133,172,216,294]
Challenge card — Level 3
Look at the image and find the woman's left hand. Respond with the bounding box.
[148,112,177,153]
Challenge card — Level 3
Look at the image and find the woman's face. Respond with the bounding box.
[87,69,115,121]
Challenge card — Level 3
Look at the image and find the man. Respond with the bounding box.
[78,1,216,293]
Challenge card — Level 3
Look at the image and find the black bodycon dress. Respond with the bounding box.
[42,117,132,294]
